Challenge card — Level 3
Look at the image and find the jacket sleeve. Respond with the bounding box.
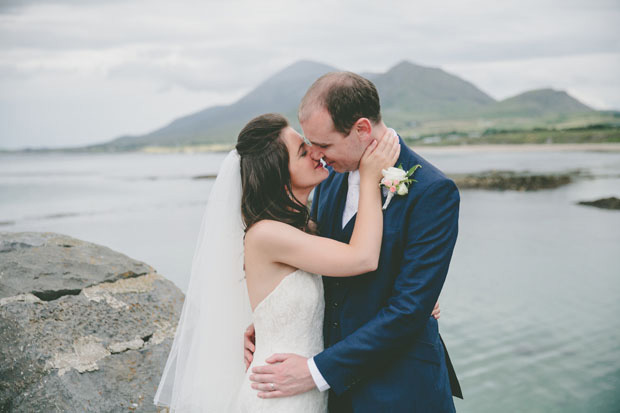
[313,178,460,395]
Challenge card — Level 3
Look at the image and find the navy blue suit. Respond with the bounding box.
[311,138,462,412]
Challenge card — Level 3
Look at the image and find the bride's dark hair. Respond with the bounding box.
[236,113,311,232]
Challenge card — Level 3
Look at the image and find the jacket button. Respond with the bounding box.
[334,281,340,287]
[333,321,339,328]
[333,302,339,308]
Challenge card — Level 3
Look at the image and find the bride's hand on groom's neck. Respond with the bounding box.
[359,129,400,183]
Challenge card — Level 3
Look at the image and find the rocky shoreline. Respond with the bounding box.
[0,232,183,412]
[191,169,578,191]
[448,170,573,191]
[577,197,620,210]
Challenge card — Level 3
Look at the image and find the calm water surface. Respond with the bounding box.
[1,148,619,412]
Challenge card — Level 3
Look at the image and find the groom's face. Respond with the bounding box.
[300,107,366,173]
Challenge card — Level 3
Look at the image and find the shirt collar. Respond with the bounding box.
[348,170,360,186]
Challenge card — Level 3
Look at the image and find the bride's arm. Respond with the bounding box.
[246,131,399,278]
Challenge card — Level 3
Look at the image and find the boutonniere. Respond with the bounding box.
[380,164,421,209]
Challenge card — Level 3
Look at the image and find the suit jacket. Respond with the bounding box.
[311,137,462,412]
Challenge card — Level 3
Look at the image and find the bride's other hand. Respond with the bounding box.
[432,301,441,320]
[244,323,256,371]
[359,128,400,183]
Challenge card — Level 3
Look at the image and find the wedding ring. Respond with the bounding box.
[269,383,275,391]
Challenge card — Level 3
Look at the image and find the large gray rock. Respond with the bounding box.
[0,232,184,412]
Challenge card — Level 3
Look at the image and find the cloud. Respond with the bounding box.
[0,0,125,14]
[445,52,620,110]
[0,70,245,149]
[1,0,619,148]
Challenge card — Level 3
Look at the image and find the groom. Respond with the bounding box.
[248,72,462,412]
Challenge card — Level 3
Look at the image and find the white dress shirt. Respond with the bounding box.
[342,170,361,228]
[307,170,361,391]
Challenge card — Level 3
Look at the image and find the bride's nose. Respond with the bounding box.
[309,147,323,161]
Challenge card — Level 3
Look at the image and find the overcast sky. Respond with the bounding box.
[1,0,619,149]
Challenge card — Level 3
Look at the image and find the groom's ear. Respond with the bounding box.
[353,118,372,143]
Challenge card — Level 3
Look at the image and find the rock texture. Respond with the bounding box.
[450,170,572,191]
[0,232,184,412]
[578,197,620,210]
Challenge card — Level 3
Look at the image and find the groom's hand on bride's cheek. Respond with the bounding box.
[250,353,316,398]
[244,324,255,371]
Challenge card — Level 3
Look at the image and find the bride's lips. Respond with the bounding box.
[315,159,327,170]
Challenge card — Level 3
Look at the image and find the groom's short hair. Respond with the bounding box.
[299,72,382,136]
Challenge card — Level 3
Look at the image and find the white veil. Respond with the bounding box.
[154,150,252,412]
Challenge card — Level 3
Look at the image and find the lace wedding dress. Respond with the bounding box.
[233,269,328,412]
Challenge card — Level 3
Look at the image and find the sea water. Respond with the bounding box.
[1,148,619,412]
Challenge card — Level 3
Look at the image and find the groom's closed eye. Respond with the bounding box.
[314,143,330,149]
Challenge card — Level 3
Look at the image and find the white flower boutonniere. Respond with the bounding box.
[380,164,421,209]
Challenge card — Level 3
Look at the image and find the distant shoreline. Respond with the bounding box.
[139,142,620,154]
[3,142,620,155]
[414,143,620,153]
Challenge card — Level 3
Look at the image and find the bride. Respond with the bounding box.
[154,113,399,412]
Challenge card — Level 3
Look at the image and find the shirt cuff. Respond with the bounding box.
[307,357,330,392]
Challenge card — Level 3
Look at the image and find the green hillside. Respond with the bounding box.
[80,59,614,151]
[478,88,593,118]
[375,61,495,122]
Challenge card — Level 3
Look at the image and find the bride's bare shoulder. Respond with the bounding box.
[245,220,292,245]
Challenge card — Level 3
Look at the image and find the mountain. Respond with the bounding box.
[374,61,495,121]
[92,60,337,150]
[480,88,593,118]
[88,60,597,151]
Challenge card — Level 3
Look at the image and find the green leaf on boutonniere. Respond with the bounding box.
[407,164,422,177]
